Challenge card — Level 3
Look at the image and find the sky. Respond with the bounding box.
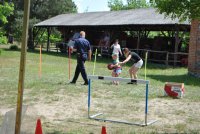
[73,0,127,13]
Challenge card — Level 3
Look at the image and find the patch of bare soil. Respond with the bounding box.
[1,89,200,133]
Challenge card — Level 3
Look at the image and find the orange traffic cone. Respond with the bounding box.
[35,119,43,134]
[101,126,107,134]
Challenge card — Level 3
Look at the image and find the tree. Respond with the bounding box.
[126,0,150,9]
[151,0,200,21]
[7,0,77,48]
[108,0,125,11]
[0,2,14,44]
[108,0,150,11]
[0,2,14,24]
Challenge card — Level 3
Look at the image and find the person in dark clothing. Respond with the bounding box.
[120,48,143,80]
[70,31,92,85]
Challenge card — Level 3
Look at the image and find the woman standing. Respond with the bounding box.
[120,48,143,81]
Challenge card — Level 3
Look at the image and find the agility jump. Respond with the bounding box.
[87,75,157,126]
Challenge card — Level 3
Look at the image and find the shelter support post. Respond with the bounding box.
[47,27,51,52]
[174,29,179,66]
[137,31,141,52]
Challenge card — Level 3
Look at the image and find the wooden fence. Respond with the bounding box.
[91,46,188,66]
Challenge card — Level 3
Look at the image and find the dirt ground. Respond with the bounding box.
[1,88,200,134]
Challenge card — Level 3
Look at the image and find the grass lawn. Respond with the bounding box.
[0,48,200,134]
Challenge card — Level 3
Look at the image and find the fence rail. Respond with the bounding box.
[37,44,188,66]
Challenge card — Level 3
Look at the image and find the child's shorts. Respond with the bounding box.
[114,68,122,74]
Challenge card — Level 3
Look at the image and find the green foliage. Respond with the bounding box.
[0,2,14,24]
[11,11,23,41]
[0,27,7,44]
[0,36,7,44]
[9,44,18,50]
[126,0,150,9]
[50,32,61,43]
[108,0,150,11]
[34,28,61,44]
[153,0,200,21]
[8,0,77,43]
[108,0,125,11]
[12,0,77,28]
[0,2,14,45]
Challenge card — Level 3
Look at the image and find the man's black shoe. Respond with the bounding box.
[82,82,88,85]
[127,82,133,84]
[70,81,76,84]
[127,82,137,84]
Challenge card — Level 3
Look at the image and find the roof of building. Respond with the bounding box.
[34,8,190,31]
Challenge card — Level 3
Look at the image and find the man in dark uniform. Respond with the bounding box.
[70,31,91,85]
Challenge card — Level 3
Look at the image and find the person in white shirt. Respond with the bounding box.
[110,39,122,61]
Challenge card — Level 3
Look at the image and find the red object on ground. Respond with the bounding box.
[101,126,107,134]
[35,119,43,134]
[164,82,185,98]
[107,63,113,70]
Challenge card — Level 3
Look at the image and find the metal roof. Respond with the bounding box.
[34,8,190,31]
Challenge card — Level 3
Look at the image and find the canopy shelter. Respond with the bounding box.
[34,8,190,31]
[33,8,190,65]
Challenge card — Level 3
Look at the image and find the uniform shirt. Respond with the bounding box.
[130,52,141,63]
[74,37,91,55]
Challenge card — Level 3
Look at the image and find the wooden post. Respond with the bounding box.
[166,52,169,66]
[68,47,71,80]
[47,27,50,52]
[145,51,148,80]
[136,31,141,52]
[39,45,42,78]
[32,28,35,48]
[15,0,30,134]
[174,29,179,66]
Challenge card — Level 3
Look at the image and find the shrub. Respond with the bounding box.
[9,45,18,50]
[0,36,8,44]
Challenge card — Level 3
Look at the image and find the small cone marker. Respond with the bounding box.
[101,126,107,134]
[35,118,43,134]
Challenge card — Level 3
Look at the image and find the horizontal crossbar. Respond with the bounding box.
[89,115,157,126]
[88,75,149,84]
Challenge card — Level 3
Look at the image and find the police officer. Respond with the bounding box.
[70,31,91,85]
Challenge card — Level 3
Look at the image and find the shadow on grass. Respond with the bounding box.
[147,74,200,87]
